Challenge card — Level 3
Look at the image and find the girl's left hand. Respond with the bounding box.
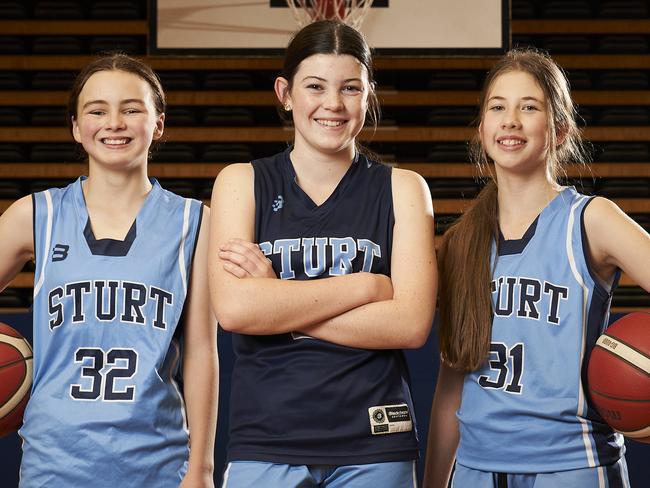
[218,238,276,279]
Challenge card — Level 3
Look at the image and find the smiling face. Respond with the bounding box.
[277,53,369,159]
[480,70,551,177]
[71,70,164,170]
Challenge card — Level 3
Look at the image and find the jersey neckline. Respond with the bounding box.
[497,186,575,256]
[72,176,163,256]
[281,148,363,213]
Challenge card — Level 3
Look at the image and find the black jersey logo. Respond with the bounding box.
[272,195,284,212]
[52,244,70,262]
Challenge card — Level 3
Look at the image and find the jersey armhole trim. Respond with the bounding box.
[178,199,193,294]
[33,190,53,298]
[251,160,261,243]
[172,200,202,340]
[386,164,395,272]
[187,203,204,276]
[31,193,36,273]
[579,197,619,300]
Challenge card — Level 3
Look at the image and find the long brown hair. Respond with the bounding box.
[438,48,591,371]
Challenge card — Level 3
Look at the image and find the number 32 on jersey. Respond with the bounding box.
[70,347,138,401]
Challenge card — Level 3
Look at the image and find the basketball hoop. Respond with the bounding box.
[285,0,374,30]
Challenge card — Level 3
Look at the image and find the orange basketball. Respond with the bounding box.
[0,322,33,437]
[587,311,650,444]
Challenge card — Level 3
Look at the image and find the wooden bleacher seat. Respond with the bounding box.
[542,0,592,18]
[201,144,254,163]
[599,1,648,18]
[164,108,199,127]
[203,73,255,90]
[32,36,84,54]
[150,143,196,162]
[28,179,75,193]
[596,178,650,198]
[597,35,649,54]
[29,143,77,162]
[203,108,256,127]
[0,108,27,126]
[0,181,25,199]
[434,214,460,235]
[89,36,144,54]
[426,143,470,162]
[30,71,75,89]
[596,142,649,161]
[428,180,481,200]
[160,180,198,199]
[598,71,648,89]
[426,108,476,127]
[0,1,26,19]
[0,289,31,309]
[426,72,479,90]
[90,1,143,20]
[567,70,593,89]
[542,35,592,53]
[612,287,650,309]
[577,106,594,125]
[564,178,597,196]
[157,72,198,90]
[30,107,66,126]
[511,0,536,18]
[34,1,84,19]
[597,107,649,126]
[0,72,24,89]
[0,144,24,161]
[0,37,27,55]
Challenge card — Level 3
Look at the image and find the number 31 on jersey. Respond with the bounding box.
[478,342,524,394]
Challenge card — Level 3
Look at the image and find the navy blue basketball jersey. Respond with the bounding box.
[20,177,203,487]
[226,149,419,465]
[456,187,624,473]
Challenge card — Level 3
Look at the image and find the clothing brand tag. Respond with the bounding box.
[368,403,412,435]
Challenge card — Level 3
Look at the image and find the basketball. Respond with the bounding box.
[587,311,650,443]
[0,322,33,437]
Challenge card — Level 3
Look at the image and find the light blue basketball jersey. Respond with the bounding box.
[456,187,625,473]
[20,177,203,487]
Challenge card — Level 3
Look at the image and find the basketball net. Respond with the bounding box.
[285,0,374,29]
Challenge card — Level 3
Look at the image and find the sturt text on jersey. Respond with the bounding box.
[259,237,382,279]
[47,280,174,331]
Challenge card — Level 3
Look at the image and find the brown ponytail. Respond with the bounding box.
[438,181,498,371]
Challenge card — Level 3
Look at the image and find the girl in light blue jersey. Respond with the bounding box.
[424,48,650,488]
[0,54,217,488]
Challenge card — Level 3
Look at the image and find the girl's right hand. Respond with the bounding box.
[218,238,276,279]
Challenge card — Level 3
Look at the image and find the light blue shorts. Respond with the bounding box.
[221,460,417,488]
[451,457,629,488]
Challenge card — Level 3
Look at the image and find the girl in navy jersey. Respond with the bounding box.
[424,48,650,488]
[0,54,217,487]
[209,20,436,488]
